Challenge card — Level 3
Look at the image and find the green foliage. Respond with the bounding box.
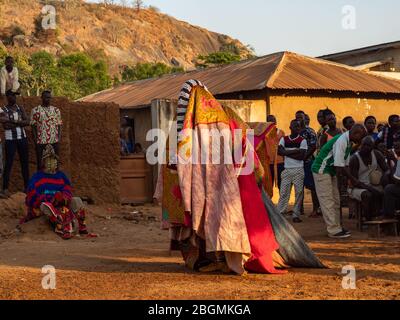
[58,53,112,99]
[28,51,57,96]
[196,51,241,69]
[2,49,111,100]
[220,43,241,56]
[0,45,7,61]
[121,62,184,82]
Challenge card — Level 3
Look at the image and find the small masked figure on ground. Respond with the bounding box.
[20,145,97,240]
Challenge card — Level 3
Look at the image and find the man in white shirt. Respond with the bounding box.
[0,56,20,96]
[277,119,308,223]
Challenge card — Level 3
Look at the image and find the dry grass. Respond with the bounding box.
[0,0,251,74]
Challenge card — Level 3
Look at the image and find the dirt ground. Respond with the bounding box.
[0,193,399,300]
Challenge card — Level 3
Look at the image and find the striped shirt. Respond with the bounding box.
[176,79,207,139]
[312,131,352,176]
[0,105,27,140]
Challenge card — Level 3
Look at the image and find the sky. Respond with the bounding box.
[91,0,400,57]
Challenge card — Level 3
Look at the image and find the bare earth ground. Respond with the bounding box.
[0,193,399,300]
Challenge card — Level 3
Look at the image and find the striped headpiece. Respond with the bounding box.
[176,79,207,136]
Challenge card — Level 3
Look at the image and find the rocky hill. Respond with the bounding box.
[0,0,252,73]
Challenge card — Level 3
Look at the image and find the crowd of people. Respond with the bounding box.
[270,109,400,239]
[0,55,94,240]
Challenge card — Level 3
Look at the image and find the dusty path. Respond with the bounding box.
[0,194,399,300]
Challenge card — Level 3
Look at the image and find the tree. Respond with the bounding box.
[195,51,241,69]
[29,51,58,96]
[132,0,144,11]
[58,52,111,99]
[8,49,34,96]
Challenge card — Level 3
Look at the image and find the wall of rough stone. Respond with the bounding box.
[0,97,120,204]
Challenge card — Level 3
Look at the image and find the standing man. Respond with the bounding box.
[312,125,367,239]
[320,110,343,148]
[343,116,355,132]
[364,116,379,141]
[120,116,134,154]
[277,119,308,223]
[0,56,20,96]
[0,90,30,194]
[295,111,319,217]
[317,109,329,152]
[377,115,400,150]
[31,90,62,170]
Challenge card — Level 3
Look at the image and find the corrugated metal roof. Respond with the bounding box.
[80,51,400,109]
[318,40,400,60]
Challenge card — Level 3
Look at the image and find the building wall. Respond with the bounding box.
[269,93,400,133]
[0,97,121,204]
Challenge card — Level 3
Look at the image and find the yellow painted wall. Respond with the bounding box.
[220,100,267,122]
[270,94,400,133]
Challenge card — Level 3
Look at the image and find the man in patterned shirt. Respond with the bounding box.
[296,111,319,217]
[30,90,62,170]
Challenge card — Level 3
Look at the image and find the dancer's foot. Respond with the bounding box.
[199,262,231,274]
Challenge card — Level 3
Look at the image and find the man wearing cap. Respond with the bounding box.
[0,56,20,96]
[0,90,30,195]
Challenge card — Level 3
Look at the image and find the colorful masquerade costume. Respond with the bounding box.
[155,80,324,274]
[248,122,277,198]
[21,161,89,240]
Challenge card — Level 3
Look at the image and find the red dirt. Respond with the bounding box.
[0,193,399,300]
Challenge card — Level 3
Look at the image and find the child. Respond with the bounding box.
[277,119,308,223]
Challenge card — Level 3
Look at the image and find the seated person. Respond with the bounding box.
[20,145,96,240]
[382,160,400,219]
[387,139,400,170]
[348,136,389,221]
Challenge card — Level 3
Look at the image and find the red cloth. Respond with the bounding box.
[238,173,285,274]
